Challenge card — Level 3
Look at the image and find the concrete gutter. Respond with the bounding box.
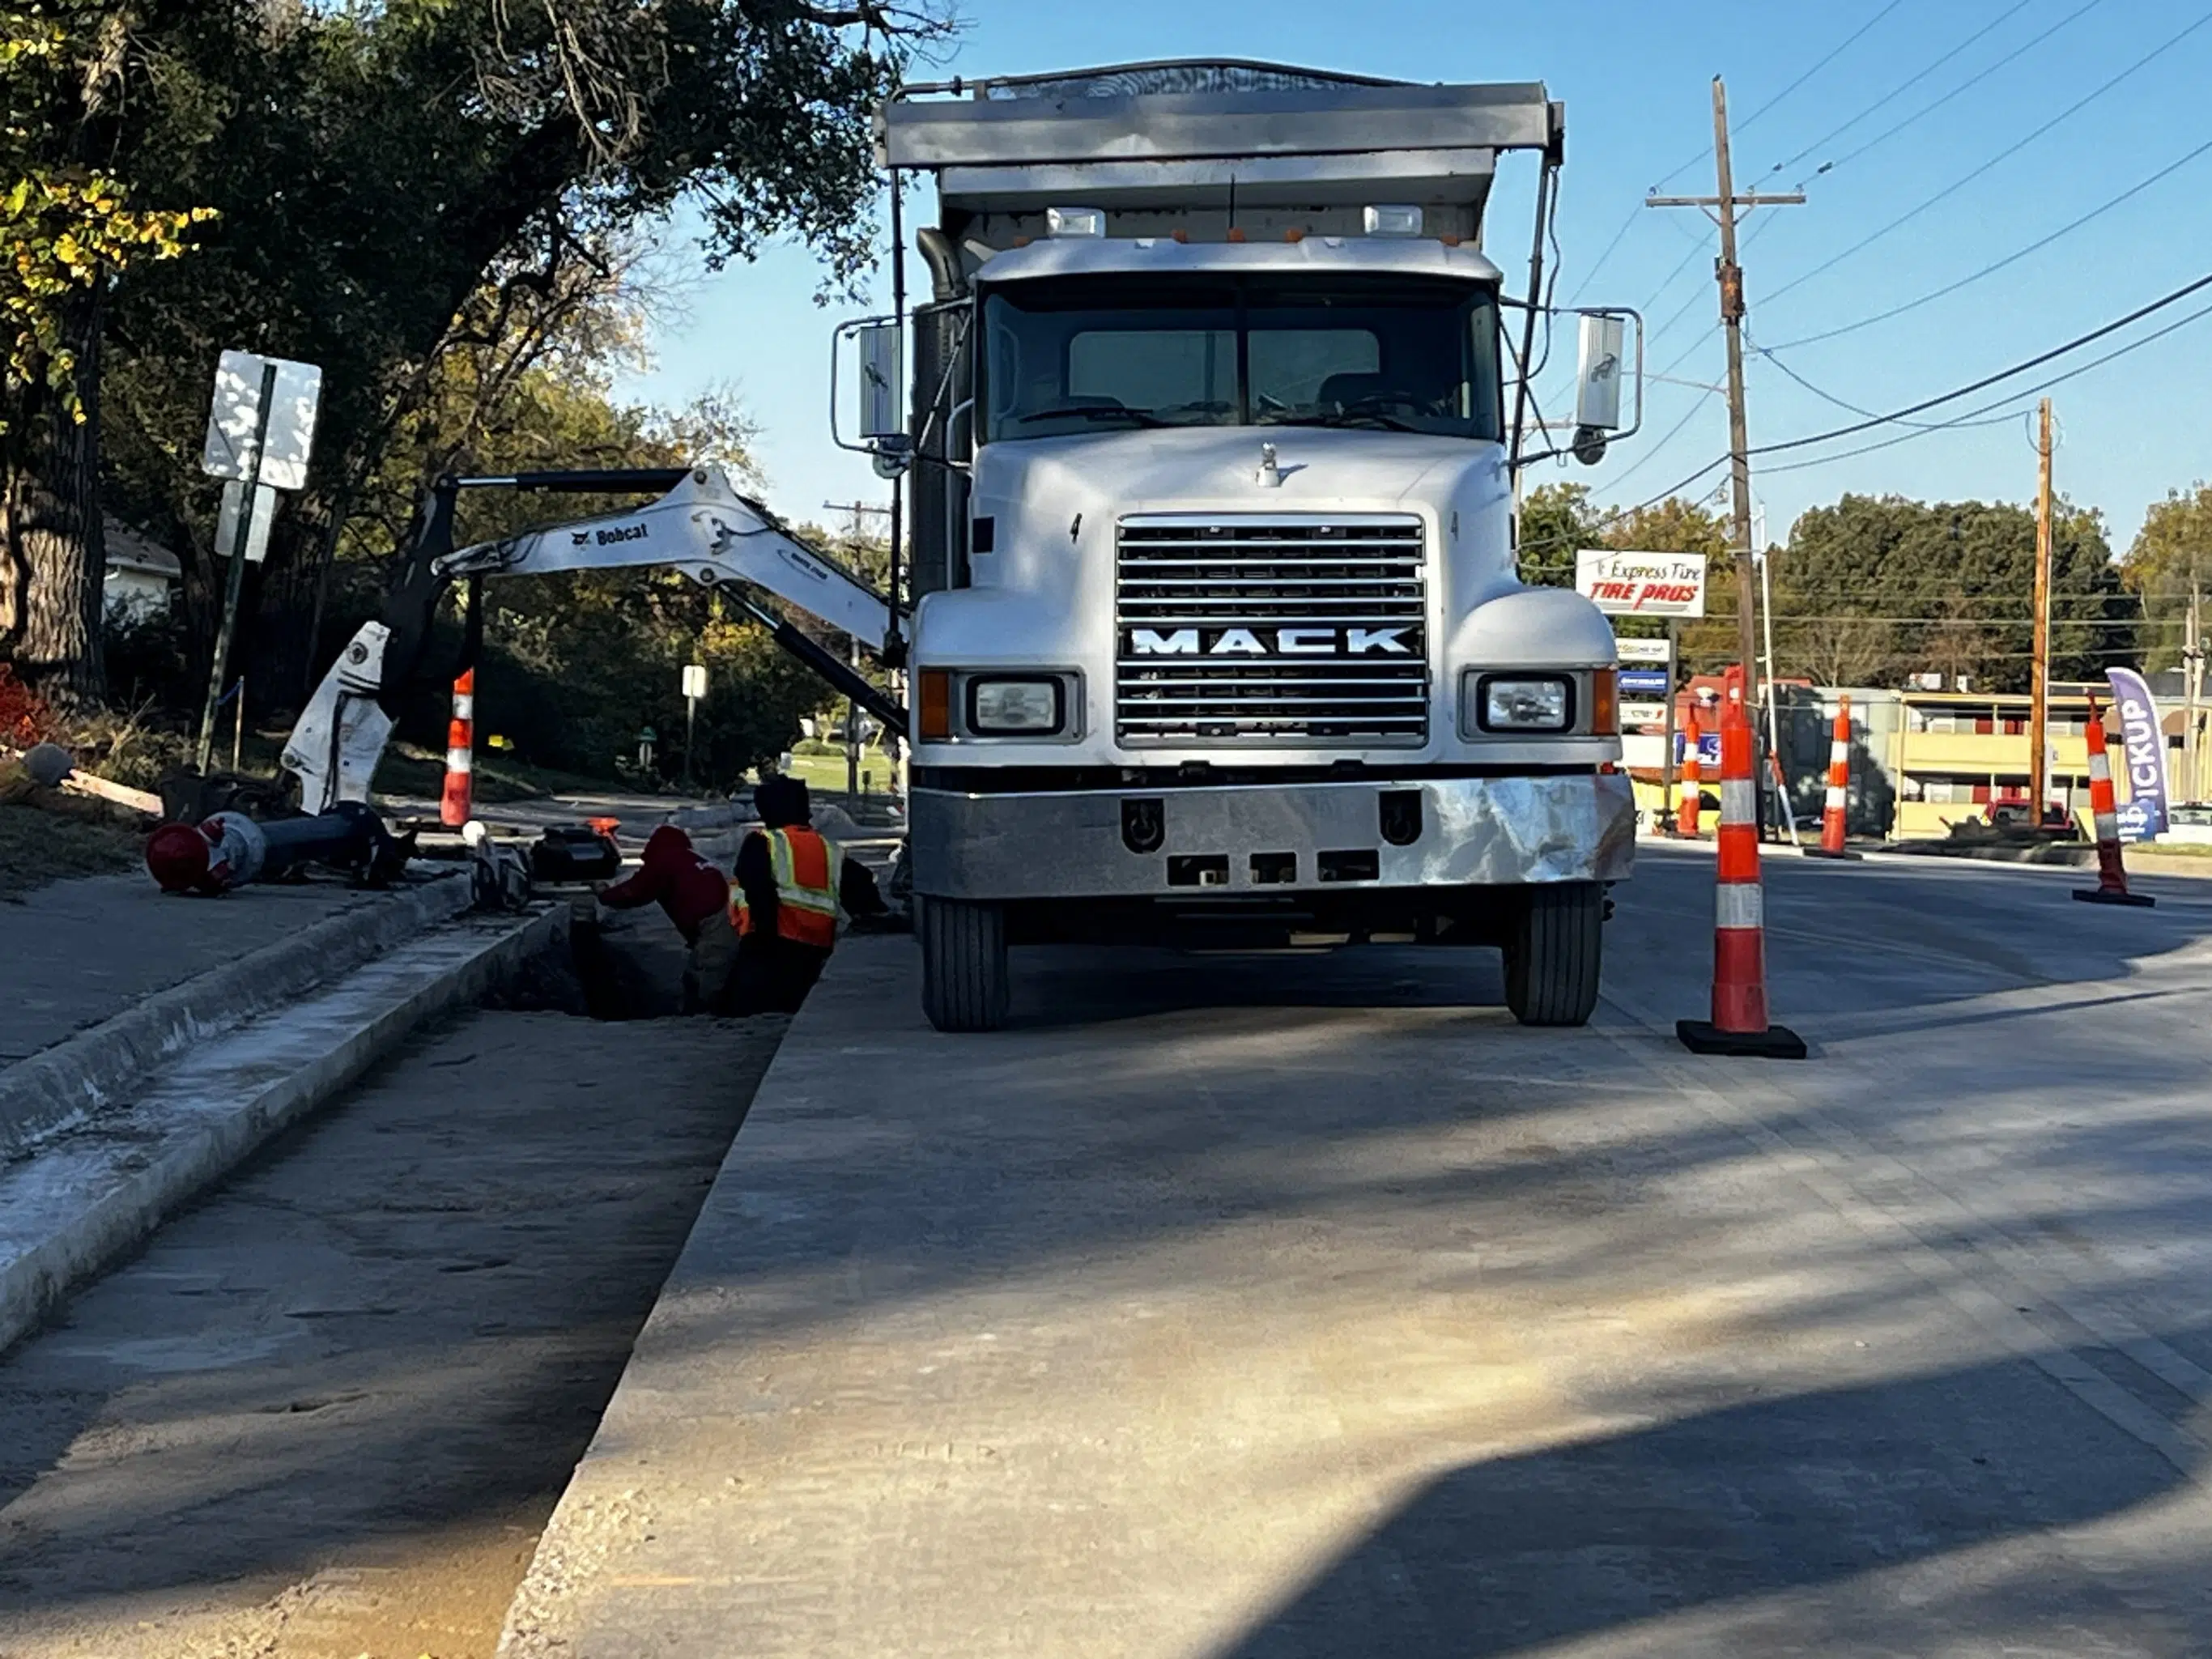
[0,869,472,1157]
[0,902,561,1356]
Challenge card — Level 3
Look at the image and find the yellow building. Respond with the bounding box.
[1888,687,2112,841]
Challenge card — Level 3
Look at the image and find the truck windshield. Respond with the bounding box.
[980,275,1503,443]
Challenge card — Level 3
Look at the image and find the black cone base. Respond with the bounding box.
[1801,847,1862,861]
[1677,1019,1809,1059]
[2074,887,2155,908]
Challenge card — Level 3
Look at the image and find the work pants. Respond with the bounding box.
[682,909,742,1015]
[717,932,830,1016]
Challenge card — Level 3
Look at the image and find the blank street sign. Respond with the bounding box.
[215,481,277,564]
[201,349,322,491]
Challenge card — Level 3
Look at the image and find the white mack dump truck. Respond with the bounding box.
[866,61,1645,1031]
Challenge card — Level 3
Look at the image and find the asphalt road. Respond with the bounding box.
[504,845,2212,1657]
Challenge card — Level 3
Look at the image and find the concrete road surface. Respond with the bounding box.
[0,1006,785,1659]
[504,847,2212,1657]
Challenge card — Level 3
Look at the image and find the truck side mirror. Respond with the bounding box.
[831,317,908,466]
[1570,310,1641,466]
[857,321,904,442]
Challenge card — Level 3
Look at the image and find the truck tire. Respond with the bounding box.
[1503,881,1603,1027]
[920,896,1010,1032]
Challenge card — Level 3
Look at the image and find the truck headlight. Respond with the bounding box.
[968,677,1064,734]
[1474,675,1572,733]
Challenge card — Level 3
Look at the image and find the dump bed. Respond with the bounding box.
[879,60,1561,249]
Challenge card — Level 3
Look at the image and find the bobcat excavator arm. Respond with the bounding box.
[283,466,907,814]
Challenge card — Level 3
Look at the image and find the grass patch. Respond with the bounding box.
[783,746,897,801]
[0,802,144,899]
[371,742,618,806]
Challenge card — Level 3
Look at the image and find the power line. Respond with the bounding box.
[1758,291,2212,475]
[1766,6,2212,305]
[1806,0,2110,182]
[1751,267,2212,456]
[1736,0,1913,130]
[1565,205,1643,307]
[1764,132,2212,348]
[1750,336,2023,430]
[1643,0,1912,196]
[1759,0,2040,179]
[1542,266,2212,522]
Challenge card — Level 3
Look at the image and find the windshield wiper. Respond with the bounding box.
[1262,410,1423,434]
[1016,406,1169,428]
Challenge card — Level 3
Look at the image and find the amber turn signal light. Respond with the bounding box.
[918,669,952,740]
[1591,667,1619,737]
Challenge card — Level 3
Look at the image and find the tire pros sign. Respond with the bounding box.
[1574,550,1708,618]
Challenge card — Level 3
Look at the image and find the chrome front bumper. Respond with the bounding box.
[910,772,1636,901]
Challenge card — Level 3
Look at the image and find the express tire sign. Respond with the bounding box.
[1574,550,1708,618]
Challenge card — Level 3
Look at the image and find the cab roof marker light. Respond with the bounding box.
[1363,204,1423,237]
[1046,206,1106,238]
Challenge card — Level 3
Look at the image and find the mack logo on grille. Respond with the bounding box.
[1128,625,1417,657]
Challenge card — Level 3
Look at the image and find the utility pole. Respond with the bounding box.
[2187,581,2202,803]
[2030,398,2053,822]
[1648,76,1803,721]
[823,498,891,801]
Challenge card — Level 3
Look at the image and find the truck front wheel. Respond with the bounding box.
[1503,881,1603,1027]
[919,896,1010,1032]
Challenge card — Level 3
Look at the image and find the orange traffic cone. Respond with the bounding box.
[1802,694,1861,861]
[2074,691,2154,908]
[1677,706,1704,838]
[440,668,474,828]
[1678,669,1806,1058]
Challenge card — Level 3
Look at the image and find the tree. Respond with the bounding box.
[17,0,953,706]
[1775,494,2135,692]
[2123,483,2212,670]
[0,2,215,706]
[1516,481,1595,586]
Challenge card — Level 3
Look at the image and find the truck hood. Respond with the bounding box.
[972,425,1507,518]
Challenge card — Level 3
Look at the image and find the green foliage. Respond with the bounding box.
[1776,494,2136,691]
[1516,482,1594,584]
[18,0,950,701]
[0,4,213,432]
[2123,483,2212,669]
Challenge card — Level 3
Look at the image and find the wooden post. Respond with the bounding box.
[2029,398,2053,823]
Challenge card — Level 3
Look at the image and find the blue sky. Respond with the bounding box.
[621,0,2212,554]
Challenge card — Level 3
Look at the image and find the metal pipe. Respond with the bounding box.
[887,169,908,667]
[1508,158,1556,469]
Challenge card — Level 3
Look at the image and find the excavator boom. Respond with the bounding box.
[282,466,906,814]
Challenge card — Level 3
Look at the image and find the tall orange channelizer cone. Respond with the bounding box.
[1678,707,1704,838]
[2074,691,2154,908]
[440,667,475,829]
[1678,671,1806,1058]
[1802,694,1861,861]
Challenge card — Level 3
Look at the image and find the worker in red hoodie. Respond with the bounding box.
[596,824,738,1012]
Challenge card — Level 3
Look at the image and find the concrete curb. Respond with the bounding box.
[0,870,472,1156]
[0,903,561,1357]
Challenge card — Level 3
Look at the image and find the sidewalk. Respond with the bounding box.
[0,873,387,1068]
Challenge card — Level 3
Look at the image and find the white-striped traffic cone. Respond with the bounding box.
[1678,667,1806,1058]
[1677,705,1704,838]
[2074,691,2153,908]
[440,668,474,828]
[1802,694,1861,861]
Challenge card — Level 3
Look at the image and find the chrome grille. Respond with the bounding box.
[1116,515,1428,746]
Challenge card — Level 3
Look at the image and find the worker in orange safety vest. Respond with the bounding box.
[721,775,844,1015]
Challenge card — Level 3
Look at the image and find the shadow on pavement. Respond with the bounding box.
[1218,1342,2203,1657]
